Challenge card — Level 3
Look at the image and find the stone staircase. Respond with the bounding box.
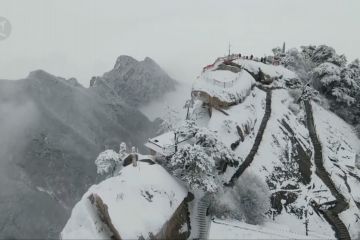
[226,88,272,186]
[304,100,350,240]
[195,197,210,240]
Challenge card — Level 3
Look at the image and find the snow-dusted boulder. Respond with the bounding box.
[61,162,187,239]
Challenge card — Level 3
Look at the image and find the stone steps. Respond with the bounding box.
[196,197,210,240]
[226,88,272,186]
[304,101,350,240]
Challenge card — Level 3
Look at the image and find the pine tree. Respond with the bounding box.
[168,121,239,192]
[170,144,218,192]
[119,142,128,160]
[95,150,121,176]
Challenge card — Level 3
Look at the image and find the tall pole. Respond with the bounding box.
[282,42,286,54]
[228,42,231,57]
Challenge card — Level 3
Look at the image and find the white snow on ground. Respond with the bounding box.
[191,87,335,237]
[205,87,266,180]
[234,58,298,80]
[245,89,334,236]
[192,69,255,103]
[312,102,360,238]
[209,218,329,239]
[61,162,187,239]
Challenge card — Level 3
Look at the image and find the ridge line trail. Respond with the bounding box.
[304,100,350,240]
[226,87,272,186]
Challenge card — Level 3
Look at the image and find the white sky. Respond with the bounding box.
[0,0,359,86]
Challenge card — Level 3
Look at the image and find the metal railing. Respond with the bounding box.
[204,75,240,88]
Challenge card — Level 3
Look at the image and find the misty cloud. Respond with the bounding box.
[0,0,359,86]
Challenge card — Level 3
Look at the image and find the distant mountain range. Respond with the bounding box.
[0,56,176,239]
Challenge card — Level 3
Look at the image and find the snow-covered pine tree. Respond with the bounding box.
[209,172,270,225]
[168,120,239,192]
[282,48,312,82]
[170,143,218,192]
[307,45,347,67]
[195,127,239,169]
[95,149,121,176]
[279,44,360,137]
[183,98,194,120]
[119,142,128,160]
[312,61,359,106]
[299,84,319,102]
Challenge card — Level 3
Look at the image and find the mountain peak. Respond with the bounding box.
[144,56,156,64]
[114,55,138,69]
[95,55,176,107]
[27,70,57,80]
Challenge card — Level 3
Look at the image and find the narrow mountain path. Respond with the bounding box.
[226,88,272,186]
[304,100,350,240]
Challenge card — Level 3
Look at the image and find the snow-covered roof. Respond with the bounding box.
[192,69,255,104]
[145,131,192,156]
[145,131,176,156]
[61,161,187,239]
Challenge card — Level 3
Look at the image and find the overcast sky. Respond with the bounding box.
[1,0,359,86]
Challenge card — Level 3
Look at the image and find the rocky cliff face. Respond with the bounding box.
[0,69,158,239]
[91,56,177,107]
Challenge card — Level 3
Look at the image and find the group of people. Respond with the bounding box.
[204,52,281,72]
[237,53,267,64]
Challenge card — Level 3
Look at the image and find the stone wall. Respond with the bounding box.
[88,193,122,240]
[154,192,193,240]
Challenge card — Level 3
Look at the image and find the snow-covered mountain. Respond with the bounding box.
[62,52,360,239]
[0,68,160,238]
[191,55,360,239]
[90,55,177,107]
